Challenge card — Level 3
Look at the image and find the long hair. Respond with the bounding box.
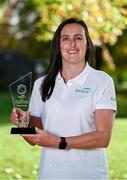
[41,18,95,102]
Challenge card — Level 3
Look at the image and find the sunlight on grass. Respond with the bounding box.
[0,93,127,179]
[0,123,40,180]
[0,119,127,179]
[106,118,127,180]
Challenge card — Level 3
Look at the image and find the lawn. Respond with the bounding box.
[0,93,127,180]
[106,118,127,180]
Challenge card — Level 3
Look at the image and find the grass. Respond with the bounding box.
[0,124,40,180]
[106,118,127,180]
[0,93,127,180]
[0,93,40,180]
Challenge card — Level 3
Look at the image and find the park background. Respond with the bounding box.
[0,0,127,179]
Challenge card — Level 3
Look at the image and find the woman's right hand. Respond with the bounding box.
[10,108,28,127]
[11,108,35,145]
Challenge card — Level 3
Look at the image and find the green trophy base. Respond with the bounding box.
[10,127,36,134]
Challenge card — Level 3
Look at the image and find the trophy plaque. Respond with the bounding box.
[9,72,35,134]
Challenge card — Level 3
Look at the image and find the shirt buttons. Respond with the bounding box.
[67,81,72,88]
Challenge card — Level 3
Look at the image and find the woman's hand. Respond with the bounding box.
[10,109,43,146]
[22,127,60,148]
[10,108,30,127]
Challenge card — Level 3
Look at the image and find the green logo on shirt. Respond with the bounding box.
[75,88,91,93]
[111,97,116,101]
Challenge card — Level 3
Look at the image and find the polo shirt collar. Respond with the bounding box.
[56,62,91,85]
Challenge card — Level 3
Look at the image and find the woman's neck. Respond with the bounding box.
[61,62,86,83]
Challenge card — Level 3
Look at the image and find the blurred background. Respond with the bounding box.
[0,0,127,179]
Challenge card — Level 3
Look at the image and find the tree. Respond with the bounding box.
[0,0,127,68]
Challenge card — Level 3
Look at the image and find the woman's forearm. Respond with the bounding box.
[66,130,111,149]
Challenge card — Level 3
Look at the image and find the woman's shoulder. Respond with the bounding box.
[90,66,112,82]
[33,75,45,87]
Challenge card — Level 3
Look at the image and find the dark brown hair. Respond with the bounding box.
[41,18,95,102]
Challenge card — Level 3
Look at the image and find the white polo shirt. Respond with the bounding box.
[29,63,117,180]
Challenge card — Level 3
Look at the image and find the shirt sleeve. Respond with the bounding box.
[94,77,117,111]
[29,78,44,117]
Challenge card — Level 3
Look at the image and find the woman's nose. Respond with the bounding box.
[69,38,76,47]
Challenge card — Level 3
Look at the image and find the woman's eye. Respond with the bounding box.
[62,38,69,41]
[75,37,82,40]
[61,36,83,42]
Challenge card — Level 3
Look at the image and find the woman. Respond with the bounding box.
[11,18,117,179]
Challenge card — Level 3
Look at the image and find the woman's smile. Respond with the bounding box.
[67,49,79,54]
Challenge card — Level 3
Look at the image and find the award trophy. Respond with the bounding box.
[9,72,35,134]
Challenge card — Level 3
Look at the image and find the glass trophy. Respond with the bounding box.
[9,72,35,134]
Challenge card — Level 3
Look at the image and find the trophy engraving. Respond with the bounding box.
[9,72,35,134]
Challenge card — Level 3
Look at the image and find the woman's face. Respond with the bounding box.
[60,23,87,65]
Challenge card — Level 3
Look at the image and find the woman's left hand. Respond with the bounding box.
[21,127,60,148]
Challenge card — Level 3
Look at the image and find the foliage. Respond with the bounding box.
[0,0,127,61]
[3,0,127,45]
[0,0,127,91]
[35,0,127,45]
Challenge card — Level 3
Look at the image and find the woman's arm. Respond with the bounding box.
[66,109,115,149]
[22,109,115,149]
